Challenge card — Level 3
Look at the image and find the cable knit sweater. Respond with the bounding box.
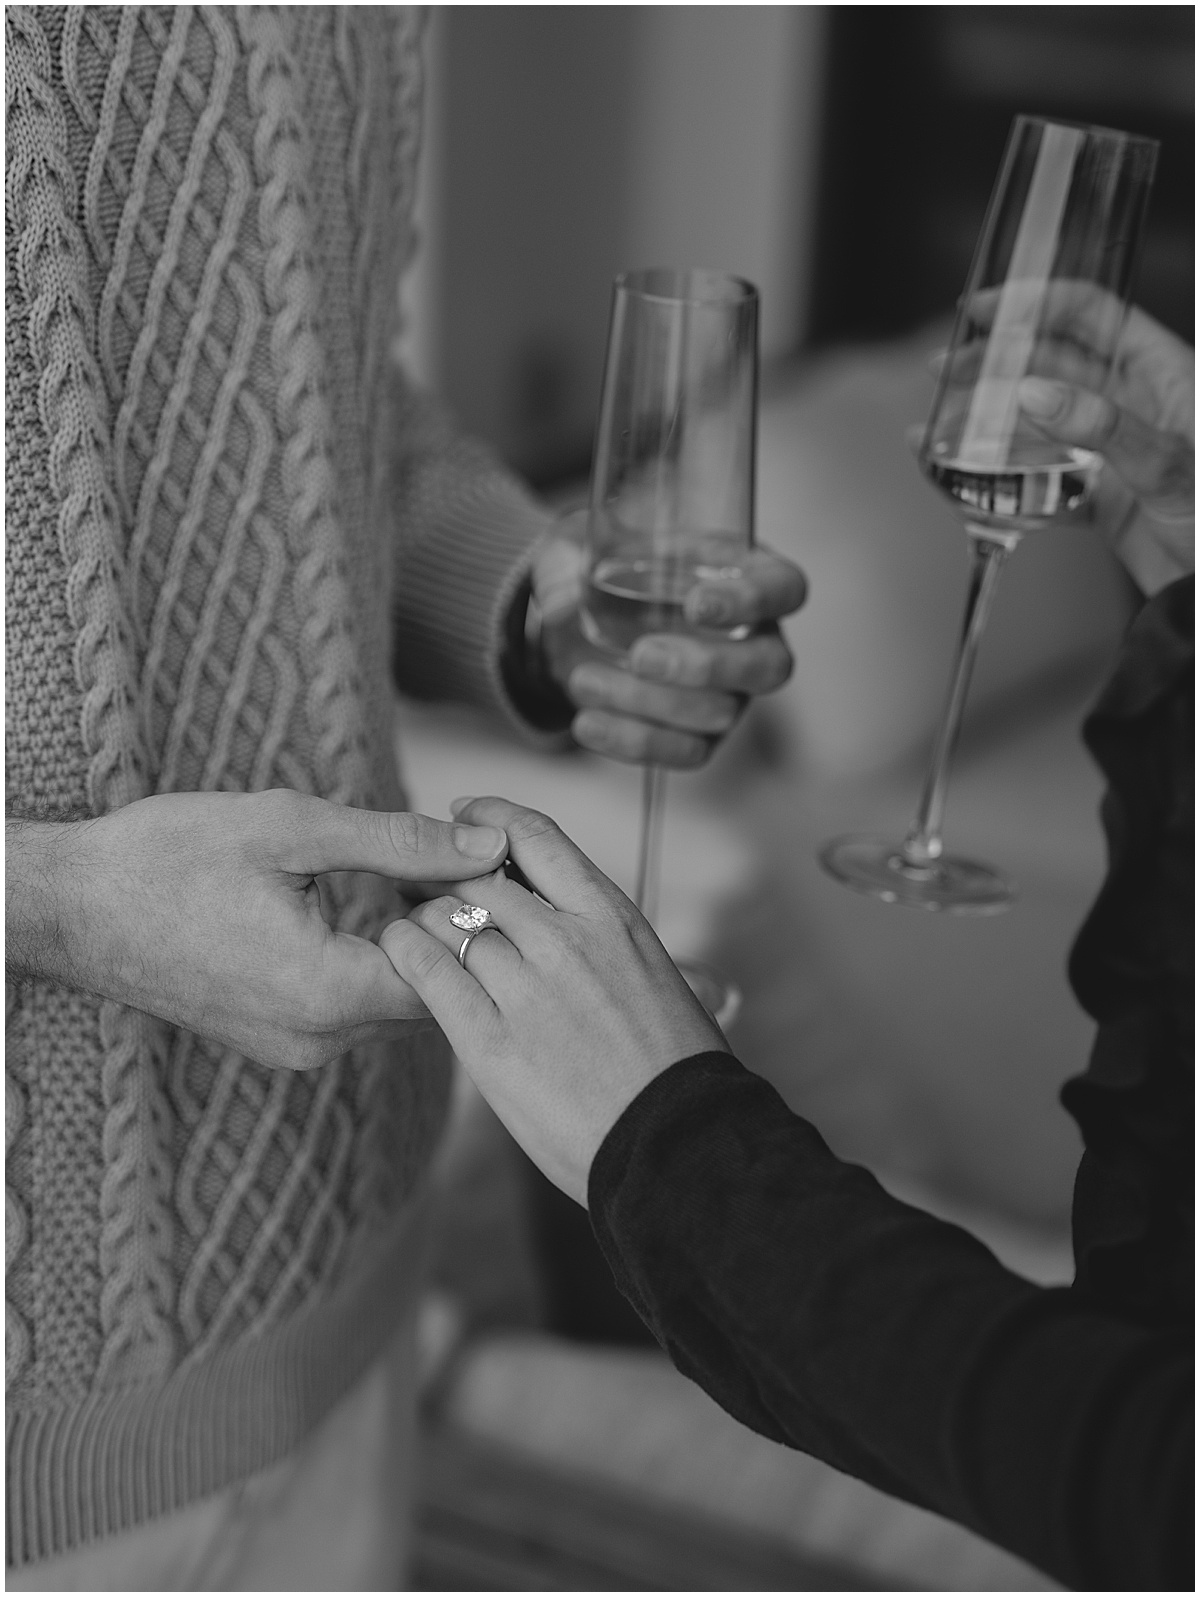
[5,6,550,1566]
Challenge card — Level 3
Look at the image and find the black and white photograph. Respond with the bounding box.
[4,5,1192,1591]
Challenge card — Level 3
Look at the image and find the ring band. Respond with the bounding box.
[450,904,500,968]
[456,925,501,967]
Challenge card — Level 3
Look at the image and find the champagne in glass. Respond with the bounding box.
[821,116,1158,913]
[581,267,760,1025]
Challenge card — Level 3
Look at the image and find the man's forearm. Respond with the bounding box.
[5,817,97,987]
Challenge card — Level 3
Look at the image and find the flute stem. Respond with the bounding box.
[634,763,668,923]
[902,530,1014,867]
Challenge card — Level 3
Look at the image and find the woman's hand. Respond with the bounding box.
[6,790,509,1072]
[935,296,1193,594]
[378,796,728,1204]
[1016,305,1193,595]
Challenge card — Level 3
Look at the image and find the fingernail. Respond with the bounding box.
[568,663,604,696]
[449,796,477,817]
[688,591,731,626]
[453,824,506,858]
[572,708,607,742]
[631,638,674,677]
[1018,377,1066,419]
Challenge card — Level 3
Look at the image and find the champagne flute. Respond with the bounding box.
[580,267,760,1025]
[821,116,1158,913]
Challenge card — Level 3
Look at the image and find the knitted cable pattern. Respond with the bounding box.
[5,984,31,1392]
[6,6,177,1388]
[4,238,105,1404]
[95,1003,176,1382]
[6,5,546,1561]
[5,7,145,816]
[241,5,371,811]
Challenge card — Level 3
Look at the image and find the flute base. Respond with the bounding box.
[819,835,1015,915]
[677,959,742,1032]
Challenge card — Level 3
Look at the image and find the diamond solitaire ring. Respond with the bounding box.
[449,904,499,966]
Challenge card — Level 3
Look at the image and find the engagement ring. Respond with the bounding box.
[450,904,498,966]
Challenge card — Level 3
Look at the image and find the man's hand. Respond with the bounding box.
[5,791,508,1071]
[531,510,806,767]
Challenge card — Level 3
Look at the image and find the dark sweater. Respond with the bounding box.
[589,577,1193,1592]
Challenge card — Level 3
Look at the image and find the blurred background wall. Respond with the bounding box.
[403,13,1193,1584]
[396,1,1193,1213]
[397,1,1193,1222]
[404,4,1193,486]
[404,5,825,479]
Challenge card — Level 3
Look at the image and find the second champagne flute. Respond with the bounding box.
[820,116,1158,913]
[581,267,760,1027]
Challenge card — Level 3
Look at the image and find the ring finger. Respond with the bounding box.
[409,894,521,983]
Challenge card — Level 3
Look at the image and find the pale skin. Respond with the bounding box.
[23,305,1183,1078]
[384,310,1193,1206]
[379,797,727,1205]
[5,791,509,1072]
[934,297,1194,594]
[532,523,806,767]
[6,554,805,1066]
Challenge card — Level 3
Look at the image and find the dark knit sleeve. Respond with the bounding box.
[588,1052,1192,1590]
[385,368,574,742]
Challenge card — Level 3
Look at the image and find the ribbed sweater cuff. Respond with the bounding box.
[6,1196,430,1569]
[392,466,569,745]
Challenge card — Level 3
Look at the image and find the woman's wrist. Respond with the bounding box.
[585,1049,745,1214]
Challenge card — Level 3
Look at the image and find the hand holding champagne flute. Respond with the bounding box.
[821,116,1160,912]
[578,267,762,1023]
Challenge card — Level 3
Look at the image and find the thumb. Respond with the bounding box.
[1018,377,1194,524]
[267,793,508,880]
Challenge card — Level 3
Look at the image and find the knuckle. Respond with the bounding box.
[259,787,307,825]
[506,807,559,847]
[406,935,447,982]
[626,721,659,762]
[606,895,642,938]
[677,641,714,688]
[380,915,424,963]
[291,1037,327,1073]
[377,918,408,958]
[402,900,439,937]
[661,731,710,769]
[759,639,794,691]
[566,665,607,707]
[251,788,309,854]
[574,710,651,765]
[383,809,423,856]
[570,709,604,754]
[538,929,574,975]
[704,693,741,730]
[252,782,316,862]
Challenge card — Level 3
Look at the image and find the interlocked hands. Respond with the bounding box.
[381,796,726,1204]
[6,790,509,1072]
